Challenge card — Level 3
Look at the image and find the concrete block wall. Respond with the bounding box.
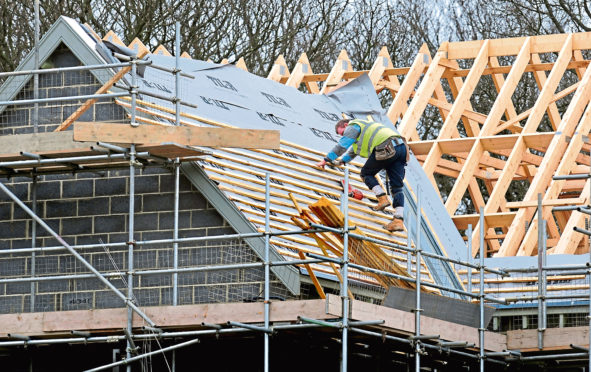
[0,167,292,313]
[0,46,294,313]
[0,44,127,135]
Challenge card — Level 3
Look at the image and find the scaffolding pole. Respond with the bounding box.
[264,173,271,372]
[414,187,422,372]
[479,207,485,372]
[537,193,544,349]
[341,167,350,372]
[172,26,182,372]
[29,177,37,312]
[126,144,137,372]
[467,224,472,295]
[0,225,336,254]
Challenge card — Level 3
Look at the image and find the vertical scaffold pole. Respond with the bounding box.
[537,193,544,350]
[172,159,179,372]
[174,21,181,127]
[588,155,591,372]
[264,173,271,372]
[415,187,422,372]
[172,23,181,372]
[467,224,473,295]
[542,222,547,338]
[341,167,350,372]
[30,177,37,312]
[172,159,180,306]
[407,232,412,277]
[172,20,182,306]
[126,145,137,372]
[33,0,39,133]
[130,53,138,127]
[479,207,485,372]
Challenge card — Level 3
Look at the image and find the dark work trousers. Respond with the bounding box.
[360,143,407,208]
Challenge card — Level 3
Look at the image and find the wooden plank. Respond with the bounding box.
[0,299,330,335]
[443,59,590,79]
[117,93,332,160]
[507,326,589,351]
[489,56,520,135]
[443,59,482,137]
[135,143,207,158]
[0,131,92,156]
[506,197,584,209]
[73,122,280,149]
[447,31,591,59]
[531,53,563,131]
[452,212,516,230]
[410,134,552,156]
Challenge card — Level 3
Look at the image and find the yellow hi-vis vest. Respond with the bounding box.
[351,119,399,158]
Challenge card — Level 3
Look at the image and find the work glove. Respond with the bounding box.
[314,157,332,169]
[314,159,327,169]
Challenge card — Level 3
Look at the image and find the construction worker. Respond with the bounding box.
[315,118,409,232]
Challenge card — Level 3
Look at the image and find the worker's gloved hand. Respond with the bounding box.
[314,159,327,169]
[315,157,334,169]
[337,159,347,166]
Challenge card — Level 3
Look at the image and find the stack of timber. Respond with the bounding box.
[298,197,415,290]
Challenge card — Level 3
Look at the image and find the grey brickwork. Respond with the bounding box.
[0,46,296,314]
